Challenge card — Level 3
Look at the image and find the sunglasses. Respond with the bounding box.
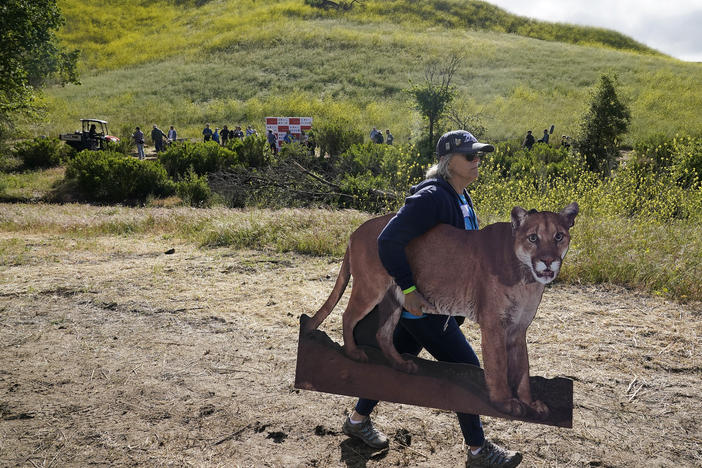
[462,153,481,161]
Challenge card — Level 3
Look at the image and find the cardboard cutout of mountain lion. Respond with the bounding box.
[304,202,578,420]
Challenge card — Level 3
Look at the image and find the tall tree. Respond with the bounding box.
[407,56,459,153]
[576,74,631,177]
[0,0,79,139]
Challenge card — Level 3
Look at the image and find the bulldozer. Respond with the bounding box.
[59,119,120,151]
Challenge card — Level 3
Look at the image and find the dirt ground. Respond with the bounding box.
[1,232,700,467]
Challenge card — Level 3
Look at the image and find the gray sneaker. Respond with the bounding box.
[342,416,389,449]
[466,439,522,467]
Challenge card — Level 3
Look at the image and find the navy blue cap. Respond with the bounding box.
[436,130,494,158]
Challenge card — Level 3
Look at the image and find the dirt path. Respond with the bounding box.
[0,233,700,467]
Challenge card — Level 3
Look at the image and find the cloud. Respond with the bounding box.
[486,0,702,61]
[635,11,702,61]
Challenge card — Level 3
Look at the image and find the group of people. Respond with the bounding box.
[522,127,571,150]
[131,124,177,160]
[267,129,316,155]
[203,124,257,145]
[370,127,394,145]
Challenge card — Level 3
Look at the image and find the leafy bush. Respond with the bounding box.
[576,74,631,177]
[314,120,364,158]
[484,140,585,187]
[159,141,238,179]
[629,135,702,189]
[227,135,271,168]
[669,137,702,189]
[65,150,174,203]
[105,137,133,155]
[338,142,427,191]
[14,137,74,168]
[176,169,212,207]
[631,133,676,172]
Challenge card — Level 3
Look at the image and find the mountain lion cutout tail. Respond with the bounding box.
[305,247,351,331]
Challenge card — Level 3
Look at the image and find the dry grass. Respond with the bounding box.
[0,224,700,466]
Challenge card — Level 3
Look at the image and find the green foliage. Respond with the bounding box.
[314,120,364,158]
[481,140,585,195]
[0,152,20,173]
[632,133,677,173]
[159,141,239,180]
[227,135,272,168]
[576,74,631,176]
[0,0,79,139]
[13,137,74,169]
[65,151,174,203]
[406,57,459,155]
[176,170,212,207]
[105,138,134,155]
[668,137,702,189]
[334,142,426,211]
[629,134,702,189]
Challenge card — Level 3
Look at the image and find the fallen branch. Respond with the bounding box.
[291,160,340,189]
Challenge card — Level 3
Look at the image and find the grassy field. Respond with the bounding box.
[1,202,700,303]
[5,0,701,302]
[27,0,702,146]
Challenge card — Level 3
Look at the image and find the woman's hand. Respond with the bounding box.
[403,290,437,316]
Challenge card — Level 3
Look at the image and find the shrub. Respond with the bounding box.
[159,141,238,179]
[14,137,74,168]
[669,137,702,189]
[576,74,631,177]
[105,137,133,155]
[338,142,427,192]
[65,150,174,203]
[228,135,271,168]
[631,133,676,172]
[485,140,585,185]
[177,169,212,207]
[314,120,364,158]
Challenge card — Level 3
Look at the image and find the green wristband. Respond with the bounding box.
[402,285,417,295]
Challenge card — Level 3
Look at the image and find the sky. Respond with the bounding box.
[486,0,702,62]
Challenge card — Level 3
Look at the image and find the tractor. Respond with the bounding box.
[59,119,120,151]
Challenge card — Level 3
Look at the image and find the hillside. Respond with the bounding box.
[35,0,702,143]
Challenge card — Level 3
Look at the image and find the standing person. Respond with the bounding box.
[370,127,379,142]
[283,130,293,144]
[167,125,177,142]
[385,129,394,145]
[221,125,229,146]
[341,130,523,468]
[246,125,256,137]
[213,127,220,145]
[132,126,145,160]
[267,130,278,154]
[538,129,549,144]
[233,126,244,140]
[203,124,213,142]
[522,130,535,150]
[560,135,570,149]
[151,125,167,152]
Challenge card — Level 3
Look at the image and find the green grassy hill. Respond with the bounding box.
[34,0,702,144]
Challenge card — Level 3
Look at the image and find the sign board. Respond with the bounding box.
[265,117,313,150]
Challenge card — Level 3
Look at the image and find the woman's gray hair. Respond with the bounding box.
[425,153,456,180]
